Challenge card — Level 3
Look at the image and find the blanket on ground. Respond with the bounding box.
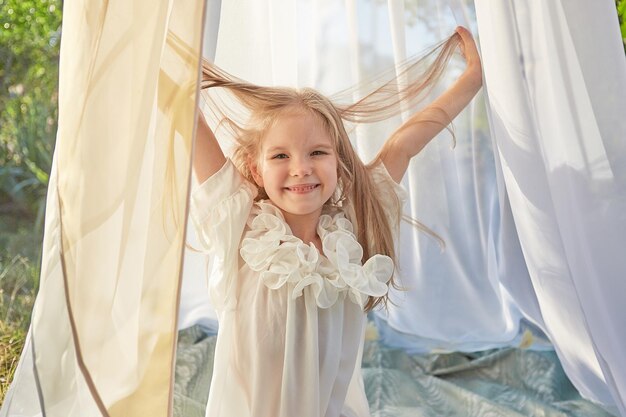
[173,325,614,417]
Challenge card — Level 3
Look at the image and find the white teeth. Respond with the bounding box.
[289,184,317,191]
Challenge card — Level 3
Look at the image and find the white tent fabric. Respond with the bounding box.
[474,1,626,414]
[181,0,531,355]
[179,0,626,414]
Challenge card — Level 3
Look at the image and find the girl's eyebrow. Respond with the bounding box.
[265,143,333,153]
[265,146,287,154]
[314,144,334,150]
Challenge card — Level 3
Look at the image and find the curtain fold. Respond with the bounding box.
[177,0,221,333]
[194,0,527,354]
[474,0,626,414]
[181,0,626,413]
[1,0,206,416]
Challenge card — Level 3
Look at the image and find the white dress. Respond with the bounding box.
[189,159,405,417]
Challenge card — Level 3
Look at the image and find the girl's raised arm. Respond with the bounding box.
[378,27,483,183]
[193,111,226,184]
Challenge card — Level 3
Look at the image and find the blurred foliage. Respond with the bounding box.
[618,0,626,52]
[0,0,62,226]
[0,0,60,403]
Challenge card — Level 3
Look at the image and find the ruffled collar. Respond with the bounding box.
[239,201,393,309]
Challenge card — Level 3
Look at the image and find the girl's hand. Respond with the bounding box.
[455,26,482,89]
[377,27,483,182]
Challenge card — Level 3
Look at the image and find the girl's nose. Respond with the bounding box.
[290,157,313,177]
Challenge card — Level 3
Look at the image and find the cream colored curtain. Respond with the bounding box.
[0,0,206,416]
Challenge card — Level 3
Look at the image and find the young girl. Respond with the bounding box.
[191,27,481,417]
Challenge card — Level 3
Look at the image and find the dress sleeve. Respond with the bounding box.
[189,159,257,311]
[370,162,408,230]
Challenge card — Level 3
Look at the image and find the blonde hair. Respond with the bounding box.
[201,33,461,311]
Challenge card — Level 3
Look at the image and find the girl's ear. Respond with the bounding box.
[248,158,264,187]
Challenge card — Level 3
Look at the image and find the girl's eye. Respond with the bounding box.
[311,150,327,156]
[272,153,288,159]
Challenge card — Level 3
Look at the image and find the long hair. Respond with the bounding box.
[200,33,461,311]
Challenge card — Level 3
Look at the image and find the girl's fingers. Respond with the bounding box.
[455,26,480,65]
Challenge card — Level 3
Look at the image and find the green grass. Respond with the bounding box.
[0,217,41,403]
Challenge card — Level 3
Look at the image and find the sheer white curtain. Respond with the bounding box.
[181,0,529,354]
[179,0,626,414]
[475,0,626,414]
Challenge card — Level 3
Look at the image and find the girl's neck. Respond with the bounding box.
[282,209,322,247]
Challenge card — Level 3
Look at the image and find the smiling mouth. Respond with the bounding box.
[285,184,320,193]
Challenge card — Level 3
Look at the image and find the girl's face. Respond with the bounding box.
[250,110,338,219]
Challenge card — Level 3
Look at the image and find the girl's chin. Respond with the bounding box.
[266,189,336,216]
[274,202,325,218]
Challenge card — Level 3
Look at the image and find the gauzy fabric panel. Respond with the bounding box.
[475,0,626,415]
[178,0,626,414]
[177,0,221,333]
[188,0,527,355]
[0,0,206,416]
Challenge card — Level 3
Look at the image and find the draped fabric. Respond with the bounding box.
[177,0,221,333]
[0,0,206,416]
[180,0,626,415]
[184,0,529,357]
[474,1,626,414]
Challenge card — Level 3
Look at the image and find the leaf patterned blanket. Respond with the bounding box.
[173,325,615,417]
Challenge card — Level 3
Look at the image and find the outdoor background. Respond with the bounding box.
[0,0,624,403]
